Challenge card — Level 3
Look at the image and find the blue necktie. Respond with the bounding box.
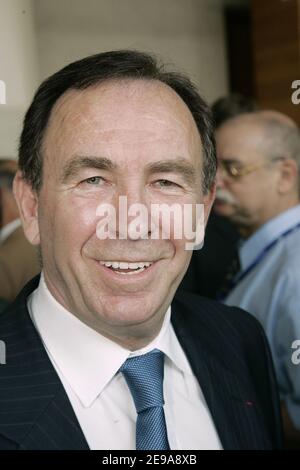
[120,349,170,450]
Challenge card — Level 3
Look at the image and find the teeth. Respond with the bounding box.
[103,261,112,267]
[119,262,128,269]
[100,261,153,270]
[128,263,139,269]
[117,268,145,275]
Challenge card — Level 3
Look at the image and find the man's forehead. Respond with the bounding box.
[217,120,264,149]
[216,123,266,166]
[43,79,202,161]
[47,79,197,134]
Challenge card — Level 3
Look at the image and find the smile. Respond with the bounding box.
[99,261,153,275]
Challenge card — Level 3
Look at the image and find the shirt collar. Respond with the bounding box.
[28,272,191,408]
[0,218,21,244]
[239,204,300,270]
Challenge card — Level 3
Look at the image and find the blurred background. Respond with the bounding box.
[0,0,299,161]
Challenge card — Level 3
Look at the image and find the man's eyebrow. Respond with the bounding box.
[61,156,116,182]
[145,159,197,186]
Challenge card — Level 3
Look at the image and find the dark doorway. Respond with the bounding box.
[224,6,254,97]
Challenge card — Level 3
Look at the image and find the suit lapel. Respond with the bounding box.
[171,297,272,450]
[0,276,89,450]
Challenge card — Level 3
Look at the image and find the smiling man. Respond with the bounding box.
[0,50,282,450]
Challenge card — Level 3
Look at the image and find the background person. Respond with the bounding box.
[215,110,300,445]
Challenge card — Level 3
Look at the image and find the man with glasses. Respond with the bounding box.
[215,110,300,445]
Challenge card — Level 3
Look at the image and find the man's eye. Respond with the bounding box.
[82,176,104,185]
[154,179,180,188]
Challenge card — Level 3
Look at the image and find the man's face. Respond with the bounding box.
[214,121,280,232]
[24,79,214,345]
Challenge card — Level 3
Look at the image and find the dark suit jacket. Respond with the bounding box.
[0,299,8,313]
[0,276,282,450]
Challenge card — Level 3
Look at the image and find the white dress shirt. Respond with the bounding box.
[0,218,21,244]
[28,273,222,450]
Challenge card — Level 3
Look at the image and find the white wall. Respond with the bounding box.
[34,0,230,103]
[0,0,236,159]
[0,0,39,159]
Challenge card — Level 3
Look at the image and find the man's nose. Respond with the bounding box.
[115,184,151,240]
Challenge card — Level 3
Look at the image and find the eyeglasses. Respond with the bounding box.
[218,157,285,179]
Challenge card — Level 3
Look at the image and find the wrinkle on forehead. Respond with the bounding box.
[42,79,202,171]
[48,79,197,130]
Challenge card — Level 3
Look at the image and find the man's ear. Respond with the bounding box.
[203,181,216,226]
[13,171,40,245]
[277,158,298,195]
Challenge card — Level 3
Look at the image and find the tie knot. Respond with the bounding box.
[120,349,165,413]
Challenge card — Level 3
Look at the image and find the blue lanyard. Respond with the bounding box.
[225,221,300,295]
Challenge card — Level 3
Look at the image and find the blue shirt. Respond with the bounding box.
[225,204,300,429]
